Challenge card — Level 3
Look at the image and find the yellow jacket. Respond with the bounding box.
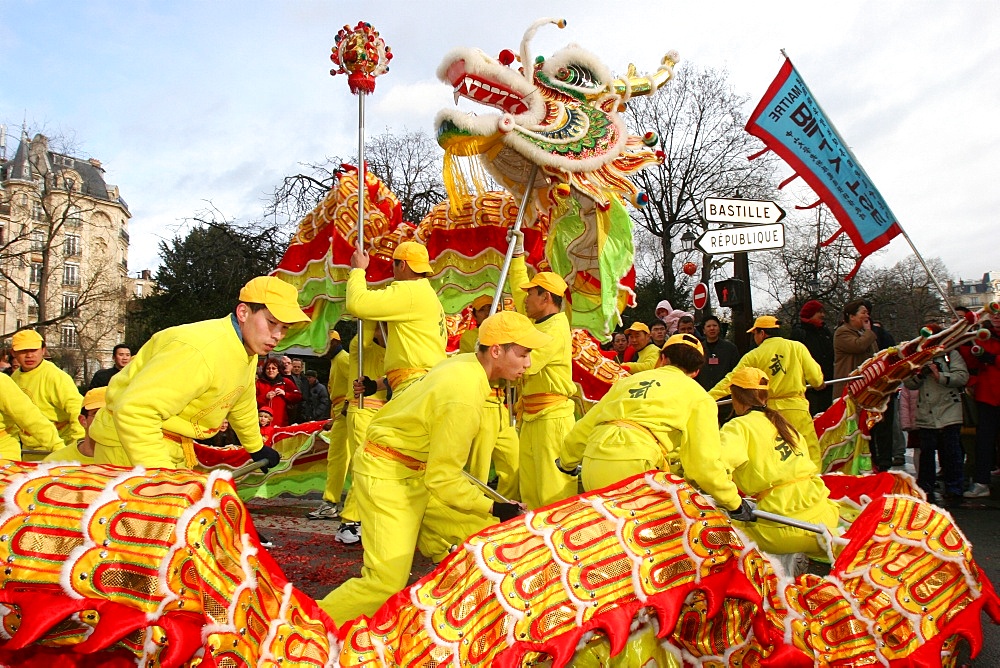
[0,372,64,456]
[560,365,741,510]
[719,410,832,519]
[508,256,577,408]
[622,343,660,374]
[708,336,823,411]
[345,270,447,381]
[328,348,350,418]
[89,316,263,467]
[357,354,494,516]
[12,359,85,449]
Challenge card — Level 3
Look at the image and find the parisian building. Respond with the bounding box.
[0,128,132,382]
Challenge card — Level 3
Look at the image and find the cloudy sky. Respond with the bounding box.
[2,0,998,284]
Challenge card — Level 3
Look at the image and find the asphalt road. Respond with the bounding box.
[247,465,1000,665]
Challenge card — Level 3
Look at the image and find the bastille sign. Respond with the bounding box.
[703,197,785,225]
[695,223,785,255]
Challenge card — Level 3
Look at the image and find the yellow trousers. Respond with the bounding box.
[416,500,496,563]
[340,405,379,523]
[734,498,839,558]
[519,403,577,510]
[317,472,429,625]
[321,416,350,504]
[93,435,188,469]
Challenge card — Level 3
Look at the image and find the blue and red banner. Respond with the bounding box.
[746,58,901,278]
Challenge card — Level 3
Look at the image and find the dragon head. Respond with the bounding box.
[435,18,675,205]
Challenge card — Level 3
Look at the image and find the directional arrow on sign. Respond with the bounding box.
[695,223,785,255]
[703,197,785,225]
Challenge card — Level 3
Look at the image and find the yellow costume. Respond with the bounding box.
[559,365,742,511]
[709,336,825,468]
[318,354,497,624]
[345,269,446,395]
[719,410,839,556]
[509,256,578,509]
[458,325,519,500]
[12,359,85,450]
[321,347,351,506]
[622,343,660,374]
[0,372,63,459]
[89,315,264,469]
[340,323,387,524]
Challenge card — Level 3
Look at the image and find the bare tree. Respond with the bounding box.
[264,128,445,229]
[624,64,779,310]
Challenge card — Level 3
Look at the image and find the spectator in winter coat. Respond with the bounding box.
[790,300,835,415]
[305,370,331,421]
[964,310,1000,498]
[255,357,302,427]
[904,329,969,503]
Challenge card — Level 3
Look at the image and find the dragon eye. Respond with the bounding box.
[555,63,600,89]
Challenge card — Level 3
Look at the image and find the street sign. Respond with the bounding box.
[695,223,785,255]
[692,282,708,310]
[703,197,785,225]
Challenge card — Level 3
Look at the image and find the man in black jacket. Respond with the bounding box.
[790,300,834,416]
[88,344,132,389]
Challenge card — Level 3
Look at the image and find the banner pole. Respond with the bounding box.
[897,226,959,320]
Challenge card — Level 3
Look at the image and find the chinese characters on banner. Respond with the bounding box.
[745,58,901,278]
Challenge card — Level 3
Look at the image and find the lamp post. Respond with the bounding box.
[680,229,697,252]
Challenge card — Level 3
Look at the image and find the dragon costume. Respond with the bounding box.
[2,20,998,667]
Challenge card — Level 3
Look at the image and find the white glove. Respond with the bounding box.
[507,228,525,256]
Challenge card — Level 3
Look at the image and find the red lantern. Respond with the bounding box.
[682,262,697,276]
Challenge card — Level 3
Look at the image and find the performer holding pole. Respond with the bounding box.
[330,22,392,408]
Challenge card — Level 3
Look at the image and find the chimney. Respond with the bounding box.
[89,158,104,172]
[141,269,152,280]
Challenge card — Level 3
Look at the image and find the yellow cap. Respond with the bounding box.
[238,276,310,324]
[478,311,552,349]
[729,367,769,390]
[624,322,650,334]
[471,295,493,311]
[393,241,433,274]
[520,271,567,297]
[747,315,781,332]
[329,330,341,341]
[664,332,704,355]
[11,330,44,351]
[82,387,108,411]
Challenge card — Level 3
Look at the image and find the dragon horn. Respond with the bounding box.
[611,51,680,100]
[519,18,567,83]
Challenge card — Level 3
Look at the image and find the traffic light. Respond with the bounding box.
[714,278,744,308]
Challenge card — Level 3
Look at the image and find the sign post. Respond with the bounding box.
[692,282,708,311]
[703,197,785,225]
[695,223,785,255]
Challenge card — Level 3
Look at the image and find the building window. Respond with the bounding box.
[65,205,82,228]
[60,323,78,347]
[64,177,76,191]
[30,228,46,251]
[29,262,43,284]
[32,203,44,221]
[62,293,78,316]
[135,283,144,297]
[63,263,80,286]
[64,234,81,256]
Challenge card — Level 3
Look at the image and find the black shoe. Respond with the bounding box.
[257,532,274,548]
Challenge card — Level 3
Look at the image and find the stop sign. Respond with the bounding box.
[692,282,709,310]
